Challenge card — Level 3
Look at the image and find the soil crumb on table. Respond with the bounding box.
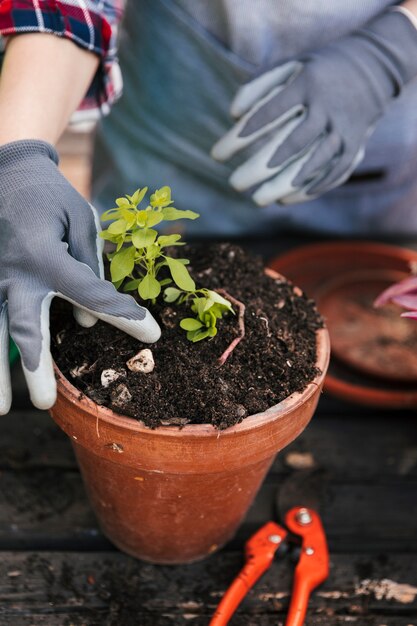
[51,244,323,429]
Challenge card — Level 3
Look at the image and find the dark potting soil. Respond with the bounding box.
[50,244,323,429]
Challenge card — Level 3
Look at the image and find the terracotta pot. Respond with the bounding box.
[49,270,330,564]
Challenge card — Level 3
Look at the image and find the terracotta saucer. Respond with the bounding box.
[315,269,417,383]
[268,241,417,408]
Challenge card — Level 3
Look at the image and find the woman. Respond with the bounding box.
[1,0,417,412]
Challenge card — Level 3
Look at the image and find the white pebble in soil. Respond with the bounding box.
[101,368,126,388]
[111,384,132,407]
[126,349,155,374]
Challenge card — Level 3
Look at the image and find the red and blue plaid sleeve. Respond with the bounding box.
[0,0,124,120]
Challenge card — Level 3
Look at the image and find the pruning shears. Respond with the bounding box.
[209,506,329,626]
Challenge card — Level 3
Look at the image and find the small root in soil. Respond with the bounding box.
[217,289,246,366]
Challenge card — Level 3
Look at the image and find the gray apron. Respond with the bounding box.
[92,0,417,237]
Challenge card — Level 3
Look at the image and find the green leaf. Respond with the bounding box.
[180,318,203,331]
[157,234,182,247]
[206,290,234,312]
[164,287,182,302]
[110,246,136,283]
[188,328,211,342]
[145,243,160,260]
[204,309,217,328]
[116,197,131,208]
[124,278,141,292]
[99,230,117,242]
[108,219,128,235]
[116,237,125,252]
[150,186,173,208]
[191,297,207,319]
[210,303,225,319]
[113,278,124,290]
[202,297,215,313]
[136,210,149,227]
[159,278,172,287]
[138,274,161,300]
[146,212,164,228]
[132,228,158,249]
[101,208,119,221]
[166,257,195,291]
[120,208,137,227]
[175,258,190,265]
[162,207,199,221]
[131,187,148,206]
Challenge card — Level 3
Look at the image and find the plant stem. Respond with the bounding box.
[217,289,246,366]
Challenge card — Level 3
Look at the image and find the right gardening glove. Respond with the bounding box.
[212,7,417,205]
[0,140,161,414]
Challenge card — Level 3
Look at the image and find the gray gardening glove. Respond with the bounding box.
[0,140,160,414]
[212,8,417,205]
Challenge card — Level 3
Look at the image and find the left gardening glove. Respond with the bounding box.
[212,8,417,206]
[0,140,161,414]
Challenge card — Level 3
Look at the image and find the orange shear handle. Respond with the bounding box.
[284,507,329,626]
[209,521,287,626]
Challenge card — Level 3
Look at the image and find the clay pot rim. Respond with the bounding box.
[54,268,330,437]
[270,240,417,270]
[54,326,328,437]
[324,372,417,408]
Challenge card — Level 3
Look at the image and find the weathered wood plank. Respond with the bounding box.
[0,469,107,551]
[0,552,416,625]
[0,469,415,553]
[279,409,417,479]
[250,479,417,552]
[0,411,74,470]
[2,616,417,626]
[5,616,417,626]
[2,404,417,482]
[9,357,69,470]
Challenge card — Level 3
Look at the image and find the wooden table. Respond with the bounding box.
[0,130,393,624]
[4,127,417,616]
[1,362,416,626]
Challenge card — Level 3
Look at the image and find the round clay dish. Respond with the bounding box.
[269,241,417,408]
[315,269,417,382]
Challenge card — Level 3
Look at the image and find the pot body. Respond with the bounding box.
[50,323,329,564]
[74,444,275,563]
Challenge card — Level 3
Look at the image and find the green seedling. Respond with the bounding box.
[164,288,234,342]
[100,186,198,301]
[101,185,235,345]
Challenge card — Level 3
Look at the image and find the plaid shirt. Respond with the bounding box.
[0,0,123,121]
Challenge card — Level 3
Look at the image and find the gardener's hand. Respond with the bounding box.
[212,8,417,205]
[0,140,160,414]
